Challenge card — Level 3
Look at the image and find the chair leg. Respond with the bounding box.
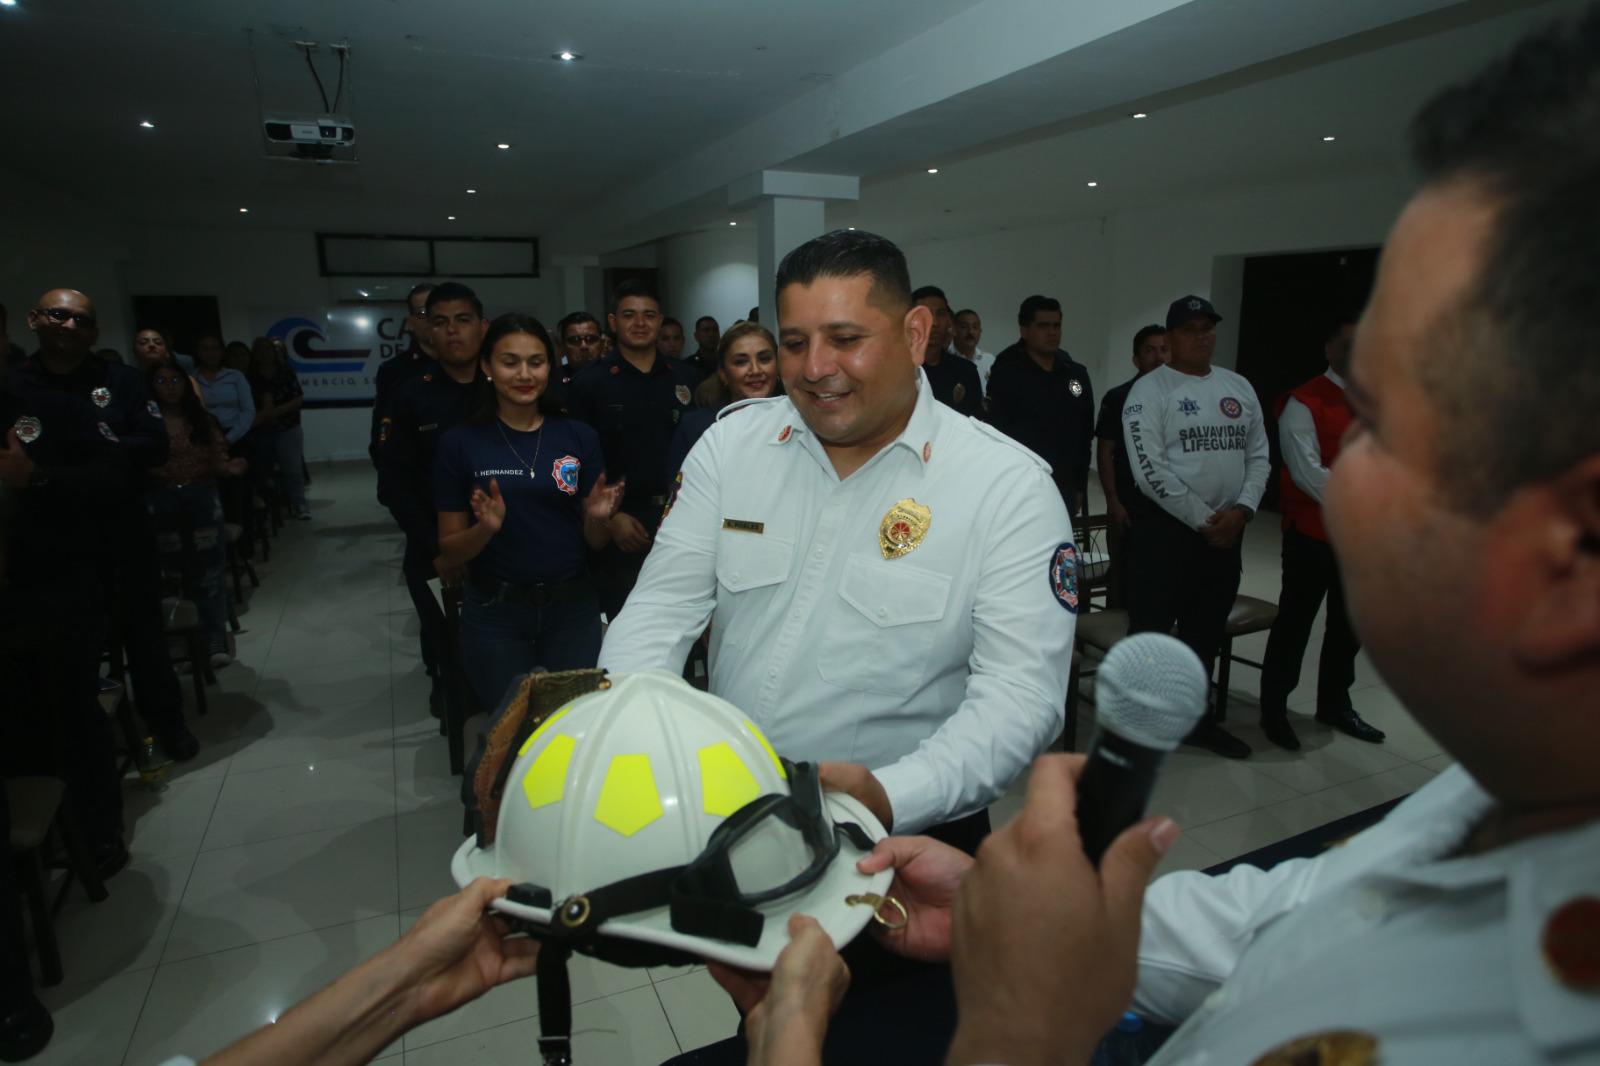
[54,797,107,905]
[244,555,260,589]
[187,631,209,715]
[1215,636,1234,723]
[19,850,63,986]
[229,548,245,602]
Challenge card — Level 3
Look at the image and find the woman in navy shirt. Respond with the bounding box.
[434,313,622,709]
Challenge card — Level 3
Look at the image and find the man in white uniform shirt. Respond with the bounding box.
[1122,294,1269,758]
[600,229,1076,847]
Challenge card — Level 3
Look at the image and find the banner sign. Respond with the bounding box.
[251,302,421,408]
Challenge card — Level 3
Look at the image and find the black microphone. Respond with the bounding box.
[1076,633,1208,865]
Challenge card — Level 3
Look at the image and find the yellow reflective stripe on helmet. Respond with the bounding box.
[698,742,762,817]
[518,705,572,758]
[594,754,665,836]
[522,734,576,810]
[744,720,785,779]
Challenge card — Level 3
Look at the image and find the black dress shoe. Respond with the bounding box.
[1260,717,1302,751]
[1315,707,1386,743]
[91,837,130,881]
[0,994,53,1062]
[159,726,200,762]
[1183,720,1252,759]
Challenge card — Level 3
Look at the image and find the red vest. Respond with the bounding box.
[1275,374,1352,543]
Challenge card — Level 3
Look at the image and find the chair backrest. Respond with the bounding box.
[1072,513,1111,613]
[147,506,203,601]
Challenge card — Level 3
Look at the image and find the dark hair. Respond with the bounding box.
[1017,295,1062,327]
[774,229,911,313]
[910,285,949,306]
[426,281,484,318]
[1132,324,1166,354]
[146,360,222,447]
[748,306,760,321]
[407,282,435,302]
[557,311,599,338]
[1323,311,1360,345]
[695,315,718,331]
[661,317,683,332]
[1408,5,1600,508]
[613,278,659,312]
[468,312,562,424]
[954,308,979,322]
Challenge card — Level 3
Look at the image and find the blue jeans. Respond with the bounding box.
[458,585,602,712]
[146,482,230,650]
[253,425,310,513]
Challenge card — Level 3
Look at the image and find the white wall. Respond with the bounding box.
[661,170,1415,420]
[1,172,567,461]
[658,228,760,334]
[901,217,1111,374]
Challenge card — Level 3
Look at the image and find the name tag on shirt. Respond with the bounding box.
[722,518,764,534]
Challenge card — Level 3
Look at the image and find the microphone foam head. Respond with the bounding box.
[1095,633,1210,751]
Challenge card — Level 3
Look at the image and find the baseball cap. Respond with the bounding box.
[1165,295,1222,330]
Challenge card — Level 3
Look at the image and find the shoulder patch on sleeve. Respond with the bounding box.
[966,419,1052,473]
[1049,542,1079,614]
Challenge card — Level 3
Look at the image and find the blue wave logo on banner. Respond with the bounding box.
[266,317,371,374]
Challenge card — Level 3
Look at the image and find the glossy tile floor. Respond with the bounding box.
[33,463,1452,1065]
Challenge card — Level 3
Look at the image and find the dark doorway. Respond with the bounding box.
[130,294,224,357]
[1234,247,1379,512]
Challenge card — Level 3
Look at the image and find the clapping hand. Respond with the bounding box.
[584,473,624,525]
[471,478,507,535]
[0,428,35,488]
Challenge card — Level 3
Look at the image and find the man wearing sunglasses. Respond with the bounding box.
[12,288,200,776]
[556,311,604,379]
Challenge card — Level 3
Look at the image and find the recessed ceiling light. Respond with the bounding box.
[847,226,856,230]
[1131,112,1148,119]
[1322,135,1336,142]
[238,207,249,213]
[447,215,457,220]
[926,167,939,174]
[1086,181,1098,187]
[139,120,156,129]
[729,221,737,226]
[357,289,369,297]
[466,188,477,194]
[553,50,582,62]
[0,2,18,8]
[496,142,511,150]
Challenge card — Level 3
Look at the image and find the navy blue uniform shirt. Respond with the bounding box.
[1,382,129,580]
[10,355,169,484]
[375,368,476,576]
[922,355,984,418]
[564,351,698,531]
[433,417,602,586]
[370,350,437,463]
[987,344,1096,501]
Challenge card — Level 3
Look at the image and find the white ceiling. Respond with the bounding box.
[0,0,1580,256]
[0,0,981,234]
[825,0,1587,245]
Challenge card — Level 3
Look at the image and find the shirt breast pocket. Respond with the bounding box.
[715,532,793,647]
[817,555,952,698]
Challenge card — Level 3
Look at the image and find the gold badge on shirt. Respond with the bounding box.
[878,498,931,560]
[1252,1030,1377,1066]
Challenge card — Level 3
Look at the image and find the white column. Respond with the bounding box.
[728,171,859,328]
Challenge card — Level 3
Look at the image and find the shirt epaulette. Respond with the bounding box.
[715,396,783,422]
[966,418,1052,474]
